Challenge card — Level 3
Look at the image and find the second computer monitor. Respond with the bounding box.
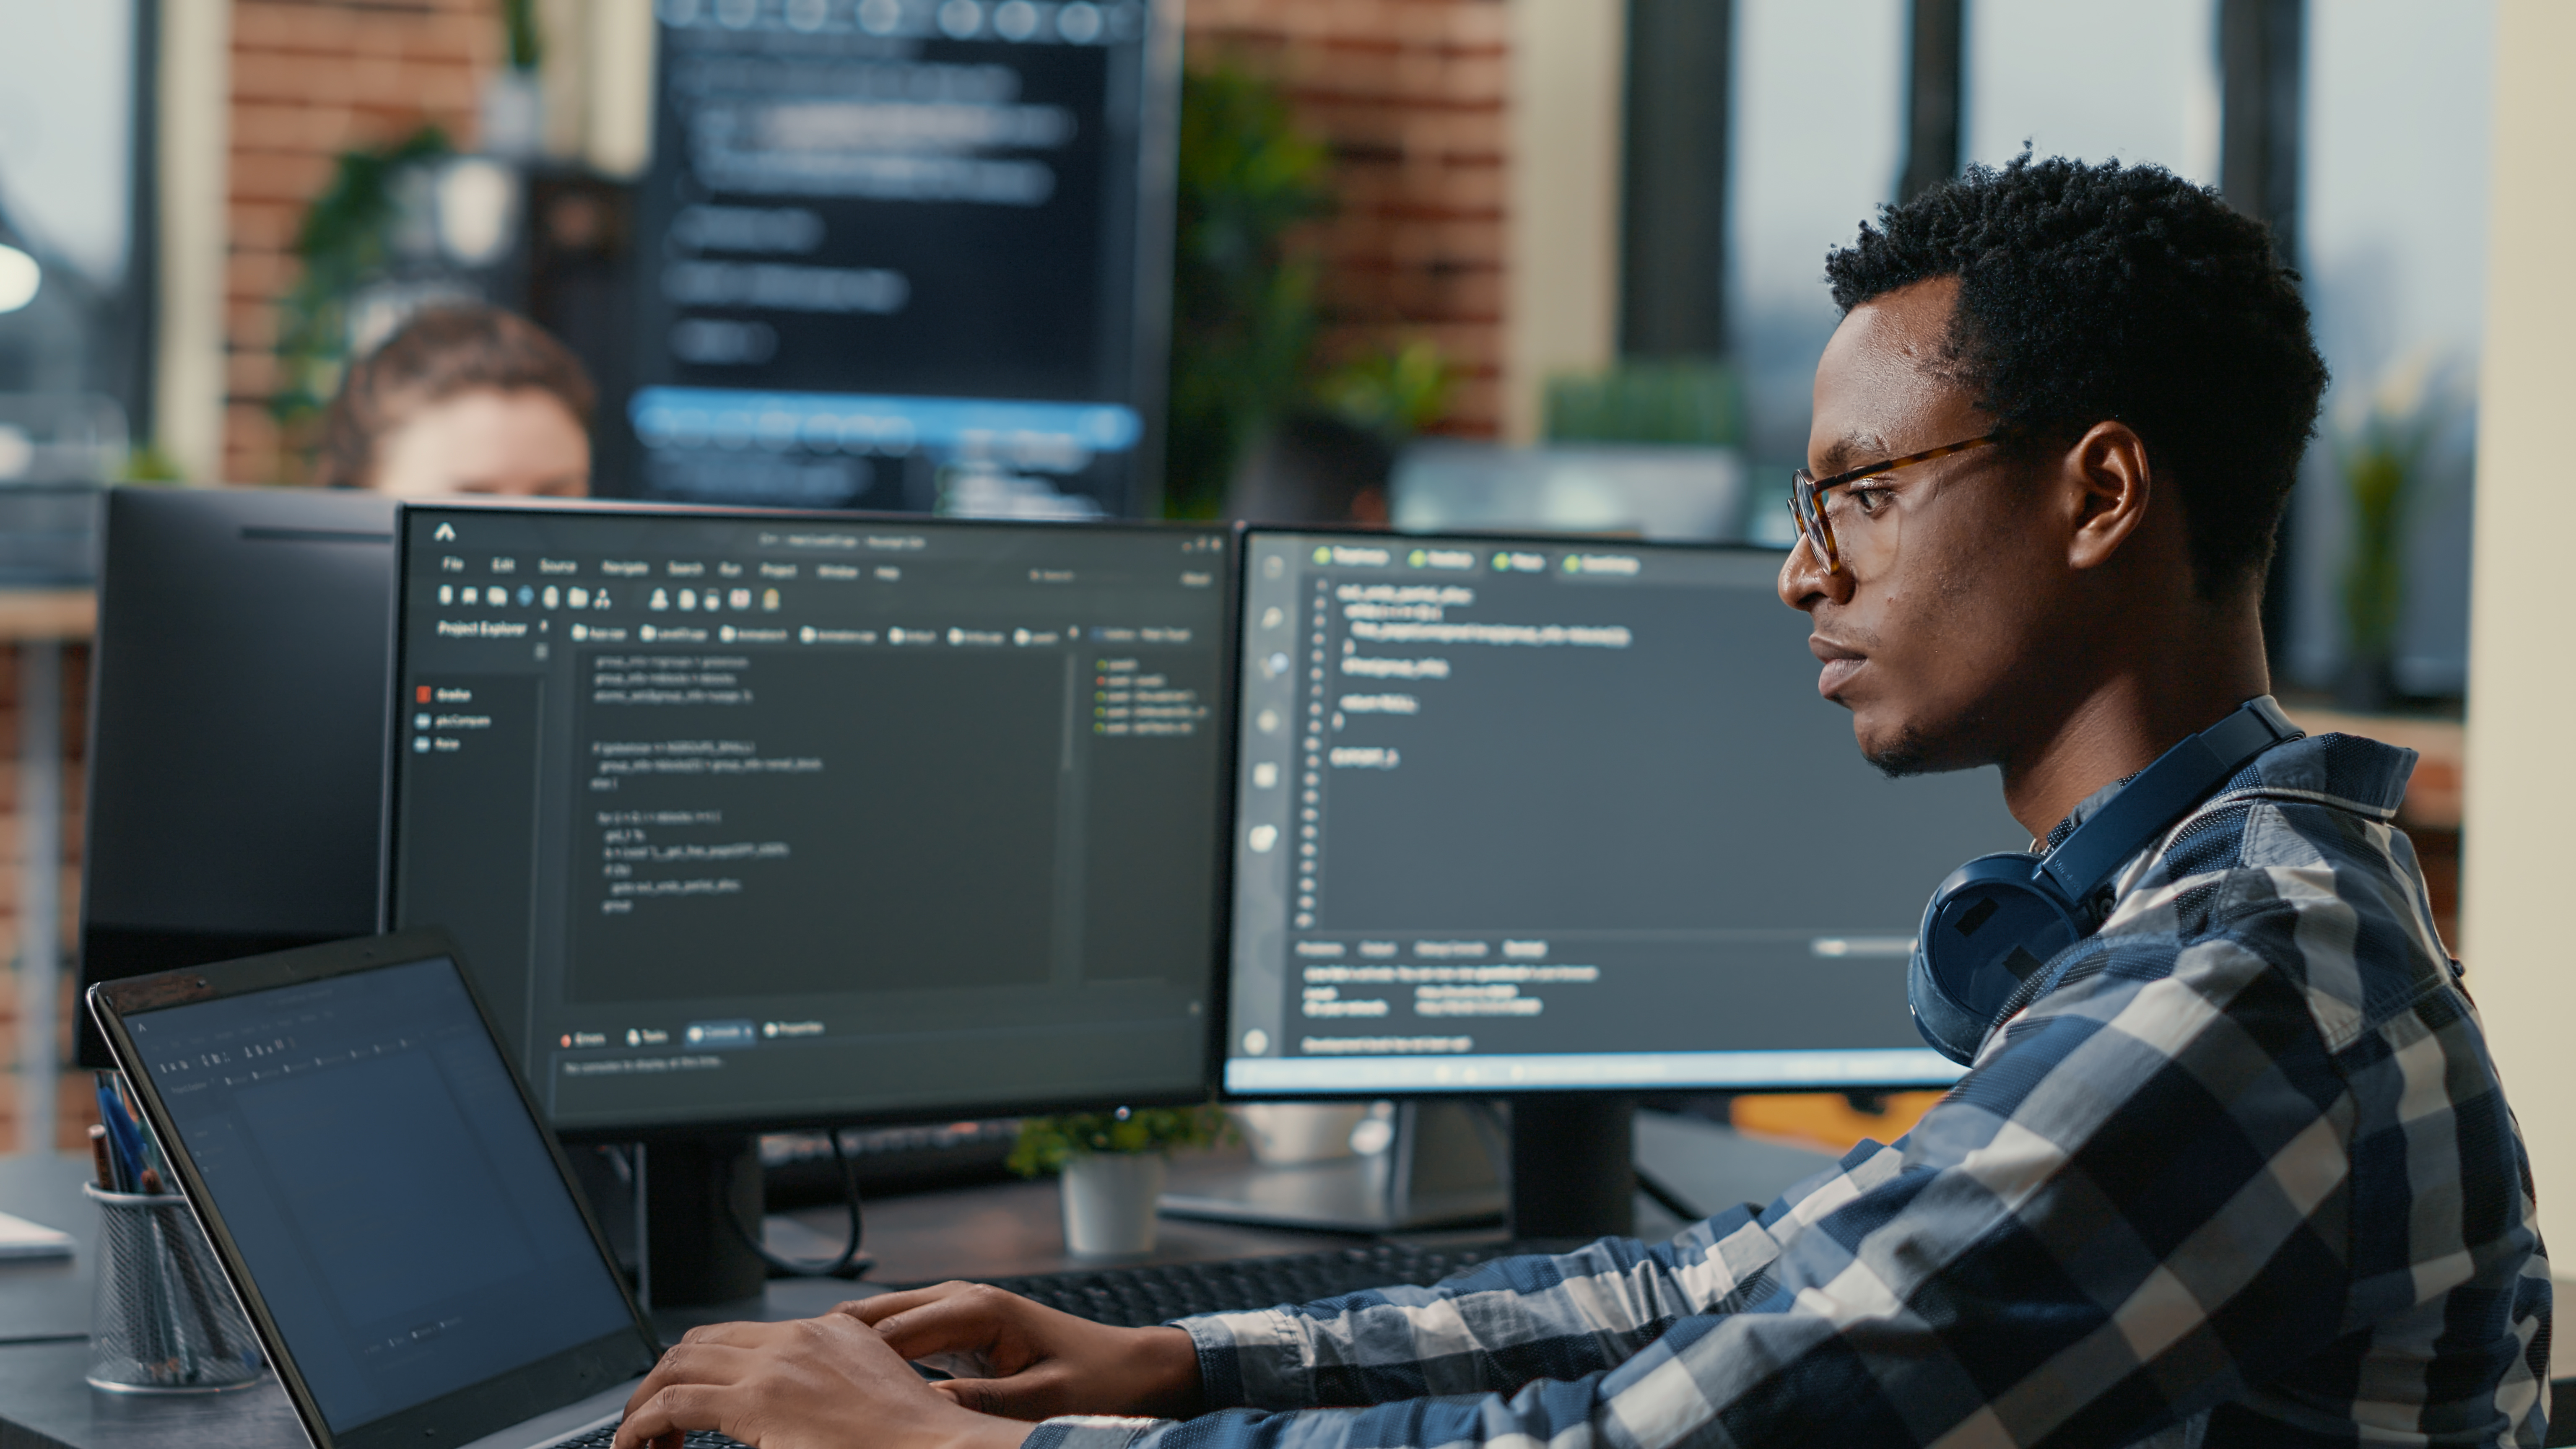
[1226,529,2026,1096]
[388,504,1230,1135]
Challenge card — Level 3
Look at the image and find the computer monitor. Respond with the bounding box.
[77,485,398,1067]
[623,0,1178,518]
[384,501,1230,1291]
[1222,528,2025,1230]
[1226,527,2023,1093]
[388,501,1231,1127]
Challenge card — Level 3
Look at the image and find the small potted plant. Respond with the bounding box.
[1010,1104,1230,1256]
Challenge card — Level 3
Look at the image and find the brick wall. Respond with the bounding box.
[1183,0,1511,437]
[222,0,500,486]
[0,643,90,1155]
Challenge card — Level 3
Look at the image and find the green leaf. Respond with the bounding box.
[1007,1103,1236,1176]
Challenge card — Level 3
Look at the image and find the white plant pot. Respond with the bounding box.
[1060,1153,1168,1256]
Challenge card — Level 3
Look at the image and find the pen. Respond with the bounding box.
[88,1124,112,1191]
[110,1072,170,1187]
[95,1077,156,1195]
[92,1082,135,1192]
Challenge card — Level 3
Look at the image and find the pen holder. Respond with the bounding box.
[84,1184,265,1393]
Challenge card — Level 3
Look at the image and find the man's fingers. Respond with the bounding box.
[931,1374,1063,1422]
[654,1340,760,1384]
[866,1285,1036,1358]
[614,1337,760,1447]
[838,1282,978,1325]
[612,1382,738,1449]
[676,1319,786,1349]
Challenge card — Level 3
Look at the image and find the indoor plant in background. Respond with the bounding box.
[1009,1104,1232,1256]
[1163,62,1331,519]
[2332,355,2457,712]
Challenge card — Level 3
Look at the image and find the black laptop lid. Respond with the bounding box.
[92,931,654,1449]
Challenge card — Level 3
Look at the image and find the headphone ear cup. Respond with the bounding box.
[1910,854,2091,1067]
[1908,941,1992,1067]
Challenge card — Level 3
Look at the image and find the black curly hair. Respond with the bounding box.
[1825,153,2327,599]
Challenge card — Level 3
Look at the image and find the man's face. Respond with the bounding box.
[1777,278,2067,775]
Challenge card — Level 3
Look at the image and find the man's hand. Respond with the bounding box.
[842,1282,1205,1422]
[611,1313,1036,1449]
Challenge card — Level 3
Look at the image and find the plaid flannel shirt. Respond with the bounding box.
[1024,732,2550,1449]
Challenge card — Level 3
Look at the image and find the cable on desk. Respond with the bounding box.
[725,1127,870,1279]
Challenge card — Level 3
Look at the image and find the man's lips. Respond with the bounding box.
[1809,637,1864,698]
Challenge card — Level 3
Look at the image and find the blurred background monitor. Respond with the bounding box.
[620,0,1179,519]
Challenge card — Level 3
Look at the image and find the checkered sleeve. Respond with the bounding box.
[1021,885,2539,1449]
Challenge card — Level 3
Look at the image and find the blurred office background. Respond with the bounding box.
[0,0,2497,1151]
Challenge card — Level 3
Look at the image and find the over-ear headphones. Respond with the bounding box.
[1908,696,2303,1065]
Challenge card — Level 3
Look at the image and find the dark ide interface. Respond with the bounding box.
[390,507,1228,1132]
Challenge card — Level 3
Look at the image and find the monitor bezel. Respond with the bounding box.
[88,927,663,1449]
[384,499,1239,1141]
[1216,521,1965,1100]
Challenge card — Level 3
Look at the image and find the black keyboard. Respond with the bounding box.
[557,1426,745,1448]
[762,1121,1020,1206]
[962,1241,1541,1329]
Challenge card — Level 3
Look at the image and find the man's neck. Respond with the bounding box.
[1997,597,2272,840]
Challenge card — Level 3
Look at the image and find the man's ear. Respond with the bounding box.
[2060,421,2153,572]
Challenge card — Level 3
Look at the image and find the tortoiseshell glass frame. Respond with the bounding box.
[1786,432,2007,571]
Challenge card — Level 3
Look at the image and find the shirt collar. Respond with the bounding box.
[2038,730,2418,854]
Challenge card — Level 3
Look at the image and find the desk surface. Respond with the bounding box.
[0,1155,106,1347]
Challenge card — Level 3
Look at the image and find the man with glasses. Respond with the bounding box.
[617,156,2548,1449]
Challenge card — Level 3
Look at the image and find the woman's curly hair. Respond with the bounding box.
[1825,153,2327,598]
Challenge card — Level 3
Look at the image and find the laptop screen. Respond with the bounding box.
[123,955,637,1433]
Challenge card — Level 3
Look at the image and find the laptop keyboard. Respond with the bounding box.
[960,1241,1537,1328]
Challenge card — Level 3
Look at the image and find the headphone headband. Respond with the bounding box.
[1908,696,2305,1067]
[2035,697,2302,901]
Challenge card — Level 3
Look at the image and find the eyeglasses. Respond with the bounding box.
[1787,432,2007,572]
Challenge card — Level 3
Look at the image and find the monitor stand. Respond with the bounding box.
[1159,1101,1510,1233]
[1161,1096,1641,1240]
[636,1135,769,1309]
[1504,1094,1634,1239]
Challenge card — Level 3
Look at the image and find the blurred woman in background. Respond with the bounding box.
[317,302,595,498]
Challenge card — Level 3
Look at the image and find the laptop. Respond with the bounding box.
[88,928,743,1449]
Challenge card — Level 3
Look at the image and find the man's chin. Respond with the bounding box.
[1853,713,1981,780]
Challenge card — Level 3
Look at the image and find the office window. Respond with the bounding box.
[2287,0,2493,696]
[0,0,145,428]
[1724,0,1907,512]
[1963,0,2220,183]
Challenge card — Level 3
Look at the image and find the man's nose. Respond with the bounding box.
[1776,533,1850,613]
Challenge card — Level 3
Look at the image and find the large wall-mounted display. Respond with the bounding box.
[629,0,1176,518]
